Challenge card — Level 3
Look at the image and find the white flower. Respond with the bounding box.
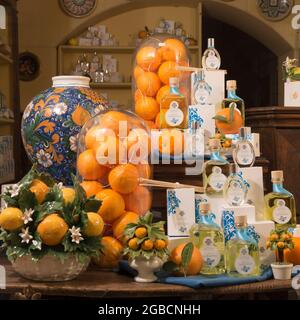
[9,184,20,197]
[53,102,67,115]
[56,182,63,189]
[69,226,84,244]
[23,101,34,120]
[22,208,34,225]
[19,227,33,244]
[36,149,53,168]
[69,134,78,152]
[32,240,42,250]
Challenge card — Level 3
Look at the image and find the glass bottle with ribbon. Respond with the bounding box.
[233,127,255,168]
[191,70,212,105]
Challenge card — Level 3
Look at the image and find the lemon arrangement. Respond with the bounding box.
[123,212,169,283]
[0,165,103,281]
[267,229,294,280]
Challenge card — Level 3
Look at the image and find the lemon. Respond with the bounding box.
[61,187,75,204]
[83,212,104,237]
[29,179,49,204]
[37,214,68,246]
[0,207,24,231]
[293,67,300,74]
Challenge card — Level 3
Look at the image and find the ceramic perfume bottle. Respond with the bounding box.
[202,38,221,70]
[233,127,255,168]
[190,202,225,275]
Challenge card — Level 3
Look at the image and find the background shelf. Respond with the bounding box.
[0,52,13,65]
[0,118,15,124]
[90,82,131,89]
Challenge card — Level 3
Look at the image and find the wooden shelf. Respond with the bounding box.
[0,118,14,124]
[59,45,200,53]
[90,82,131,89]
[0,52,13,65]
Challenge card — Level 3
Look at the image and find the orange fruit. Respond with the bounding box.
[61,187,75,204]
[84,125,115,150]
[134,89,144,102]
[80,181,103,198]
[277,242,285,249]
[108,164,139,194]
[136,72,161,97]
[83,212,104,237]
[123,185,152,216]
[270,234,279,241]
[142,239,154,251]
[37,214,68,246]
[29,179,49,204]
[159,38,187,62]
[170,243,203,276]
[128,237,139,250]
[135,226,148,238]
[156,85,170,104]
[158,61,180,85]
[133,65,145,80]
[159,129,184,155]
[284,237,300,265]
[135,97,159,121]
[144,120,157,130]
[93,236,123,269]
[126,128,151,161]
[99,111,131,135]
[136,46,161,72]
[77,149,108,180]
[112,211,139,241]
[154,239,167,250]
[93,136,127,167]
[96,189,125,222]
[136,163,151,179]
[0,207,24,231]
[155,109,167,129]
[215,108,243,134]
[71,105,91,126]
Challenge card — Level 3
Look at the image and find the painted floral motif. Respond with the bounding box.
[21,84,107,185]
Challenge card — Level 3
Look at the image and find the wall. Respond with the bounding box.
[17,0,300,109]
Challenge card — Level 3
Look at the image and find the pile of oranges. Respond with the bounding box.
[77,110,153,268]
[133,37,189,129]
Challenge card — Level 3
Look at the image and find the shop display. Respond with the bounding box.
[21,76,107,185]
[264,170,297,230]
[225,215,260,277]
[232,127,255,167]
[190,202,225,275]
[202,38,221,71]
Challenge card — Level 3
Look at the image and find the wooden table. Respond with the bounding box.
[0,258,295,300]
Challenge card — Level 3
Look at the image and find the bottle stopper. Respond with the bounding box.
[200,202,210,213]
[271,170,283,183]
[209,138,221,149]
[208,38,215,48]
[234,215,247,226]
[226,80,237,90]
[169,77,179,87]
[239,127,251,139]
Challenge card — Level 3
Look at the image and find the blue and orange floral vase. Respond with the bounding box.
[21,76,108,185]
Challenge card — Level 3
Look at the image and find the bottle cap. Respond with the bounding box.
[271,170,284,183]
[200,202,210,213]
[229,163,238,174]
[234,215,247,226]
[209,138,221,149]
[226,80,237,90]
[239,127,251,139]
[169,77,179,87]
[208,38,215,48]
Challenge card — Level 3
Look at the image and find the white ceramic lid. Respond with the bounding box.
[52,76,90,88]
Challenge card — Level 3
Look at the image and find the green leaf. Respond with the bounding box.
[84,198,102,213]
[229,104,235,123]
[181,242,193,276]
[44,184,64,203]
[213,115,229,123]
[18,189,37,211]
[34,201,64,226]
[162,261,179,273]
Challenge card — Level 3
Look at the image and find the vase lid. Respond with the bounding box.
[52,76,90,88]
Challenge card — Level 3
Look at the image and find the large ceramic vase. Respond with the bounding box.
[21,76,107,185]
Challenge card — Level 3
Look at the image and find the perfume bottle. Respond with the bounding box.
[187,121,203,158]
[203,139,230,196]
[264,171,297,230]
[90,52,100,81]
[233,127,255,168]
[222,80,245,124]
[202,38,221,70]
[160,77,187,129]
[80,54,90,78]
[223,163,248,206]
[191,70,212,105]
[226,215,260,277]
[190,202,225,275]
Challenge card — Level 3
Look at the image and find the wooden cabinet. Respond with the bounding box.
[246,107,300,221]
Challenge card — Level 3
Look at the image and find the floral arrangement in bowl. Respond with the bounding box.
[0,165,103,281]
[123,212,169,282]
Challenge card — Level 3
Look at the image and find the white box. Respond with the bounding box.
[191,70,226,111]
[222,204,256,223]
[188,104,216,153]
[164,20,175,34]
[284,81,300,107]
[167,188,196,237]
[239,167,265,221]
[249,220,276,267]
[167,236,190,252]
[78,37,92,46]
[97,25,107,38]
